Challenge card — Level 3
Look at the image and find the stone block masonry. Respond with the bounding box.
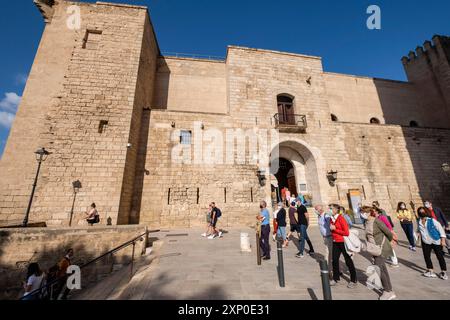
[0,1,159,226]
[0,225,147,300]
[0,1,449,229]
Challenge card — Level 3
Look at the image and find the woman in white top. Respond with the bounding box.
[417,207,448,280]
[85,203,99,226]
[23,263,45,300]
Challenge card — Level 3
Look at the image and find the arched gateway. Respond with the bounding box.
[269,139,328,206]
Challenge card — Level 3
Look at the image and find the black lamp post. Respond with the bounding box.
[442,163,450,178]
[23,147,52,227]
[69,180,82,227]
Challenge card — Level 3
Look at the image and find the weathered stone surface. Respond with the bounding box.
[0,1,449,230]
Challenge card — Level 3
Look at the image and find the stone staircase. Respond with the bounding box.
[307,208,318,227]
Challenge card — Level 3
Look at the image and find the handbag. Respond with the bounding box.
[365,219,386,257]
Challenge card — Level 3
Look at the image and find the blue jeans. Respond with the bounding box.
[299,224,314,254]
[401,223,415,247]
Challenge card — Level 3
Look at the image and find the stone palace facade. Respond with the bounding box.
[1,0,449,228]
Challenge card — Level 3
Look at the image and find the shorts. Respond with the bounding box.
[290,224,300,233]
[210,218,218,228]
[277,226,287,240]
[206,214,212,223]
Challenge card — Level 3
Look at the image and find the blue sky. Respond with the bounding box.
[0,0,449,156]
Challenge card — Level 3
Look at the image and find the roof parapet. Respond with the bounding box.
[402,35,449,65]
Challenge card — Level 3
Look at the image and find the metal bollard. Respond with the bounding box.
[320,260,332,300]
[277,240,285,287]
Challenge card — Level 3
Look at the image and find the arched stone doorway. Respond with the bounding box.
[269,139,327,206]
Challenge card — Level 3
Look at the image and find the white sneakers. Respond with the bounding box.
[439,272,448,280]
[423,271,437,278]
[379,291,397,300]
[201,233,208,237]
[208,234,216,240]
[422,271,448,280]
[219,231,223,238]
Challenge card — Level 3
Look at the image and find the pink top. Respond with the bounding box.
[378,215,393,231]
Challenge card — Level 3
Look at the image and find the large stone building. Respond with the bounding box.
[1,0,449,228]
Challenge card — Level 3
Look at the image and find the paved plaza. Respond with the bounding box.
[75,224,450,300]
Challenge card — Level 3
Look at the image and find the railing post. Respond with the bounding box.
[320,260,332,300]
[256,223,262,266]
[277,240,285,287]
[130,241,136,281]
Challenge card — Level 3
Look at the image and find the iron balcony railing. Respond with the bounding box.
[274,113,308,129]
[20,228,160,300]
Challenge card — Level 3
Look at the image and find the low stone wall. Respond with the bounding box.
[0,225,148,300]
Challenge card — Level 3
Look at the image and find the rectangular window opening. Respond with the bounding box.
[180,130,192,145]
[98,120,109,134]
[224,188,227,204]
[168,188,171,205]
[82,29,103,49]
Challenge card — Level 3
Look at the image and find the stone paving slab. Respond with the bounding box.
[75,224,450,300]
[134,226,450,300]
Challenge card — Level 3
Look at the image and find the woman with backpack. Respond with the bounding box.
[361,206,397,300]
[417,207,448,280]
[396,202,416,251]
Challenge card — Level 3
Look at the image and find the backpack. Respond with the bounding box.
[427,218,441,241]
[215,208,222,219]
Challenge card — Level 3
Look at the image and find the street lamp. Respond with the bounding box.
[257,169,267,187]
[69,180,82,227]
[442,163,450,177]
[23,147,52,227]
[326,170,338,186]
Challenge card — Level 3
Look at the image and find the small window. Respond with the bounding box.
[410,121,419,127]
[370,117,381,124]
[331,114,338,122]
[98,120,109,134]
[82,29,102,49]
[180,130,192,145]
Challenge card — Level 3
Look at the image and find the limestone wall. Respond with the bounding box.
[324,73,426,127]
[0,2,158,226]
[0,225,147,300]
[153,57,228,114]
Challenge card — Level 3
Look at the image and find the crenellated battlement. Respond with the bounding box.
[401,35,450,65]
[33,0,56,23]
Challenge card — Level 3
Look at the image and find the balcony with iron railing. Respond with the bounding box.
[274,113,308,133]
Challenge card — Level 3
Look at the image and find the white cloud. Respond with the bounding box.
[0,111,15,129]
[0,92,21,113]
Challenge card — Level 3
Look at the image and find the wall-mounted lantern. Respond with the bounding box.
[257,169,267,187]
[327,170,338,186]
[442,163,450,178]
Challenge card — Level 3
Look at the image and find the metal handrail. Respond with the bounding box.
[20,229,160,300]
[162,51,225,61]
[274,113,307,128]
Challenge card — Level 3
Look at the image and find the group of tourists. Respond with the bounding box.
[22,248,75,300]
[258,197,449,300]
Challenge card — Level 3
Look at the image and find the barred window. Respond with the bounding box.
[180,130,192,145]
